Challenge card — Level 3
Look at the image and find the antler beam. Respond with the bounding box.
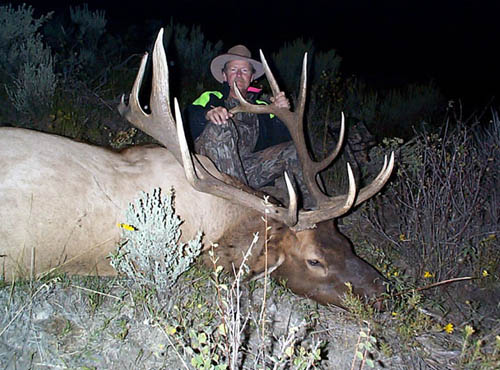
[118,29,300,227]
[230,50,395,230]
[119,29,394,231]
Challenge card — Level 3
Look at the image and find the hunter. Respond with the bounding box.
[185,45,313,207]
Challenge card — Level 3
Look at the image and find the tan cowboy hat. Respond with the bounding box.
[210,45,264,83]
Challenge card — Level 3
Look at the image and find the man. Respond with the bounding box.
[186,45,312,206]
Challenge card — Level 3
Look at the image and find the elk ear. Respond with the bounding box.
[246,251,285,282]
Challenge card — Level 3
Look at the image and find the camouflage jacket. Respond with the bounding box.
[185,83,291,152]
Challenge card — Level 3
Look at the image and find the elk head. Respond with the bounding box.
[119,29,394,307]
[242,220,385,307]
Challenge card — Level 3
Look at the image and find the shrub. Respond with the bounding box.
[110,187,202,290]
[43,4,123,82]
[36,4,139,145]
[0,4,52,76]
[164,20,223,105]
[0,3,57,118]
[374,81,445,139]
[368,111,499,280]
[271,38,342,101]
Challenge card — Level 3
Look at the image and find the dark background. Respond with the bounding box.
[18,0,500,108]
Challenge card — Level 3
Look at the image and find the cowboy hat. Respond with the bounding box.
[210,45,264,83]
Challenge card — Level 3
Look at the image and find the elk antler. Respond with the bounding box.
[230,50,395,230]
[118,29,299,226]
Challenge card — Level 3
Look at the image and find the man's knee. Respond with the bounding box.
[195,123,238,153]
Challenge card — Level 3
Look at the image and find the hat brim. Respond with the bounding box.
[210,54,264,83]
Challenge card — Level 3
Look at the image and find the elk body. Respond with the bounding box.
[0,30,393,307]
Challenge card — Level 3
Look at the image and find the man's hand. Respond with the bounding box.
[270,91,290,109]
[206,106,233,125]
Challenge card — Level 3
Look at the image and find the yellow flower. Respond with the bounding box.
[393,271,399,277]
[444,323,454,334]
[482,270,489,277]
[423,271,434,278]
[399,234,407,241]
[165,325,177,335]
[392,312,398,317]
[118,223,136,231]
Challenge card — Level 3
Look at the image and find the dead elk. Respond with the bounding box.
[0,29,393,308]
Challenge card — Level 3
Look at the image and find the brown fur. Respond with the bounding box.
[205,215,385,307]
[0,128,384,307]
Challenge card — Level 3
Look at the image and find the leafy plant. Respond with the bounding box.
[351,326,378,369]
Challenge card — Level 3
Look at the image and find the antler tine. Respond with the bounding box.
[175,98,197,185]
[118,52,148,125]
[313,112,346,173]
[232,82,275,115]
[297,52,308,122]
[283,172,298,219]
[294,152,395,229]
[150,29,173,121]
[354,151,395,205]
[259,50,281,97]
[118,28,182,163]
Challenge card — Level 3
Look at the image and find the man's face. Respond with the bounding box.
[223,60,254,97]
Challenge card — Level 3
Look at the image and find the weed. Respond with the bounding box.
[114,318,129,340]
[341,282,375,323]
[366,111,499,281]
[351,325,378,369]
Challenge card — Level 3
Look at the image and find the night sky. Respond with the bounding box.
[17,0,500,108]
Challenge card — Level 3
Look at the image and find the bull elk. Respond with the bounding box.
[0,29,393,307]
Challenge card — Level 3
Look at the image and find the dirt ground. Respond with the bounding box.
[0,276,420,369]
[3,264,496,369]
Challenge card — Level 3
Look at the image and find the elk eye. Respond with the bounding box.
[307,259,321,267]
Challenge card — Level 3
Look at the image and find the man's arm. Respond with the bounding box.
[205,106,234,125]
[185,91,225,142]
